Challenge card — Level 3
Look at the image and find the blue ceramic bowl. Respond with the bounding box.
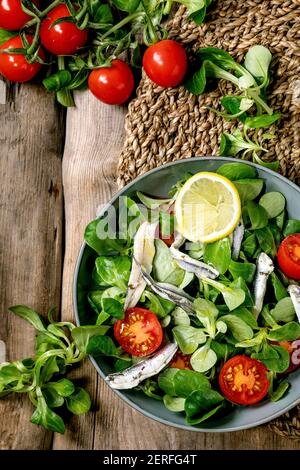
[74,157,300,432]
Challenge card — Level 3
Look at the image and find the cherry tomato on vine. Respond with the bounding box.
[143,39,188,88]
[277,234,300,280]
[114,308,163,357]
[88,59,135,105]
[0,35,44,82]
[273,339,300,373]
[0,0,35,31]
[219,355,269,405]
[40,5,88,56]
[169,351,192,370]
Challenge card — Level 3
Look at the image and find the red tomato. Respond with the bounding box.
[88,60,134,105]
[277,234,300,280]
[114,308,163,357]
[143,39,188,88]
[0,35,44,82]
[219,355,269,405]
[40,5,88,55]
[169,351,192,370]
[0,0,34,30]
[275,339,300,373]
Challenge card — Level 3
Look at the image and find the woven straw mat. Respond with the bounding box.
[117,1,300,439]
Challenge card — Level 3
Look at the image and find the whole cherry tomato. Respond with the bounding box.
[143,39,188,88]
[0,0,34,31]
[277,234,300,280]
[88,59,134,105]
[219,355,269,405]
[114,308,163,357]
[40,5,88,55]
[0,35,44,82]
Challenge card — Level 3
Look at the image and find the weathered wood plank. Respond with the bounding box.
[53,90,127,450]
[0,79,7,104]
[55,90,299,450]
[0,84,64,450]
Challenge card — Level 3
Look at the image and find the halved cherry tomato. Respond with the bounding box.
[0,0,35,31]
[40,5,88,55]
[114,307,163,357]
[143,39,188,88]
[219,355,269,405]
[169,351,192,370]
[88,59,134,105]
[0,35,44,82]
[277,234,300,280]
[274,339,300,373]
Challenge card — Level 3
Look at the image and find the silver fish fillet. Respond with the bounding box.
[170,233,219,280]
[140,268,196,315]
[253,252,274,319]
[288,284,300,323]
[232,218,245,260]
[106,343,178,390]
[124,221,158,311]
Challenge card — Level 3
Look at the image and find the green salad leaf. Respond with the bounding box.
[153,239,185,286]
[204,237,231,274]
[217,162,257,181]
[190,343,218,373]
[95,256,131,291]
[173,325,206,354]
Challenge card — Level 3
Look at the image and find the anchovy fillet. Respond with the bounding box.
[170,233,219,280]
[288,285,300,323]
[124,221,157,311]
[106,343,178,390]
[135,261,195,315]
[253,252,274,319]
[232,218,245,260]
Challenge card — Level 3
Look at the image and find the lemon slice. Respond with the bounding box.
[175,171,241,243]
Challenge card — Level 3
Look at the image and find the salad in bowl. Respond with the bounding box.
[77,159,300,430]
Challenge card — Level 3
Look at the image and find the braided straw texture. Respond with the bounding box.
[117,1,300,438]
[118,1,300,188]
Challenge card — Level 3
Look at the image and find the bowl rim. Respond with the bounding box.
[73,156,300,433]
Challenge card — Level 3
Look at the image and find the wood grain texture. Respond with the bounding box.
[53,90,127,450]
[54,90,300,450]
[0,84,64,449]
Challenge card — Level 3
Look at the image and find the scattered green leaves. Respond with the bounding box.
[1,306,94,434]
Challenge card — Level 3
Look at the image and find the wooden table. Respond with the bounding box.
[0,83,299,450]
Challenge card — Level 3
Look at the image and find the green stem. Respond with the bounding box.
[99,12,145,42]
[75,0,88,22]
[21,0,41,18]
[206,105,247,121]
[253,128,260,146]
[65,0,76,16]
[163,0,173,15]
[78,12,89,30]
[247,89,273,115]
[243,125,254,145]
[28,390,38,406]
[58,56,65,70]
[26,0,62,26]
[27,21,41,57]
[39,0,62,16]
[69,351,86,363]
[141,0,159,44]
[205,62,240,88]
